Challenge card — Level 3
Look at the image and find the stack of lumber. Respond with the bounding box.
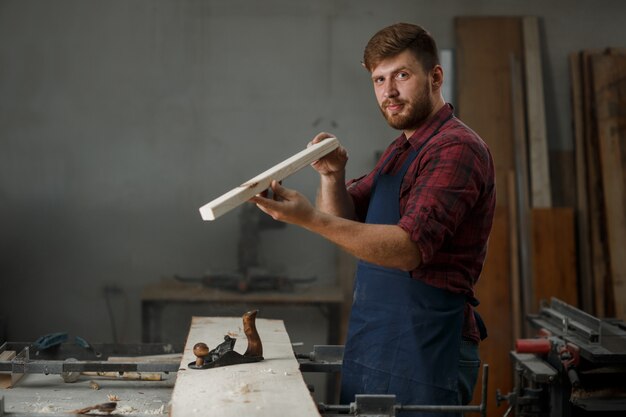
[456,16,578,414]
[569,49,626,320]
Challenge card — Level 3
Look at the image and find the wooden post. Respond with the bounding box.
[591,53,626,320]
[522,16,552,208]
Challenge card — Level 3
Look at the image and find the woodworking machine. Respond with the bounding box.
[497,298,626,416]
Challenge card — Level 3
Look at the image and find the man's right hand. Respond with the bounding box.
[309,132,348,176]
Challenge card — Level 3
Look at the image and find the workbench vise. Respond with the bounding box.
[497,298,626,416]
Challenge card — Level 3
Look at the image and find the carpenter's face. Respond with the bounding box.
[371,50,435,136]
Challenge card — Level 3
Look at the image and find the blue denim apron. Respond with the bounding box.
[340,134,464,416]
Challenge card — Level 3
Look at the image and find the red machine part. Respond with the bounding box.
[516,337,552,354]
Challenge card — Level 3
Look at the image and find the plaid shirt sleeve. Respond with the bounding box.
[398,134,492,265]
[401,128,495,343]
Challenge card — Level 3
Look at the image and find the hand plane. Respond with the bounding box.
[188,310,264,370]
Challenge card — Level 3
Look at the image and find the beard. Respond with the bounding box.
[380,81,433,132]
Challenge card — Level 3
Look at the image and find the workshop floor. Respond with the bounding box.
[2,373,175,415]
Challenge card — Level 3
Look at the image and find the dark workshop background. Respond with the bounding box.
[1,0,626,411]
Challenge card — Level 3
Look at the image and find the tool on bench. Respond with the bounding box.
[189,310,263,369]
[32,332,102,358]
[0,339,182,386]
[497,298,626,416]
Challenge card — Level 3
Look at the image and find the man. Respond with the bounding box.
[251,23,495,413]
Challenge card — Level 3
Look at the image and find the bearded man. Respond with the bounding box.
[252,23,495,415]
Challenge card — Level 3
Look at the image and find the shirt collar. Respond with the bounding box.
[392,103,455,152]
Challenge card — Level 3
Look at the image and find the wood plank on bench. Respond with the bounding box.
[170,316,320,416]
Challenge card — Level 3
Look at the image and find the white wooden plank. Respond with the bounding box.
[199,137,339,220]
[523,16,552,208]
[170,316,320,417]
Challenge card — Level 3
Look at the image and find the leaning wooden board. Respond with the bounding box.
[199,137,339,220]
[591,53,626,320]
[170,316,320,416]
[456,17,522,413]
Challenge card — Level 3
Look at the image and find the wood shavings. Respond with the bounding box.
[143,405,166,415]
[227,382,252,396]
[71,401,116,415]
[37,405,58,413]
[107,394,120,402]
[114,405,137,414]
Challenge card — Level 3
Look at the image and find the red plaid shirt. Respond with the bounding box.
[347,104,496,342]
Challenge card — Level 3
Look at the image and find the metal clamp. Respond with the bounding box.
[297,345,343,372]
[318,363,489,416]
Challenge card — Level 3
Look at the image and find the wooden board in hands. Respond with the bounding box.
[199,137,339,221]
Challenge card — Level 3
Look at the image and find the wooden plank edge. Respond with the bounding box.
[199,137,339,221]
[511,54,534,335]
[591,53,626,320]
[507,170,522,341]
[569,51,594,313]
[523,16,552,208]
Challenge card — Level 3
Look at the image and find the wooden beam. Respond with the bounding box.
[507,170,522,342]
[511,54,534,335]
[455,16,523,207]
[523,16,552,208]
[170,316,320,416]
[456,17,522,409]
[591,53,626,320]
[581,50,611,316]
[199,137,339,221]
[569,52,594,313]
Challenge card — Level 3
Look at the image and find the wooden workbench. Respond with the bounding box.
[170,316,321,416]
[141,278,345,345]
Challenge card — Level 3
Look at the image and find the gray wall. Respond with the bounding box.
[1,0,625,344]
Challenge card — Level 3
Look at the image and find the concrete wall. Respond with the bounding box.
[1,0,625,347]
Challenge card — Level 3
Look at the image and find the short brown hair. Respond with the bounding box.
[363,23,439,73]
